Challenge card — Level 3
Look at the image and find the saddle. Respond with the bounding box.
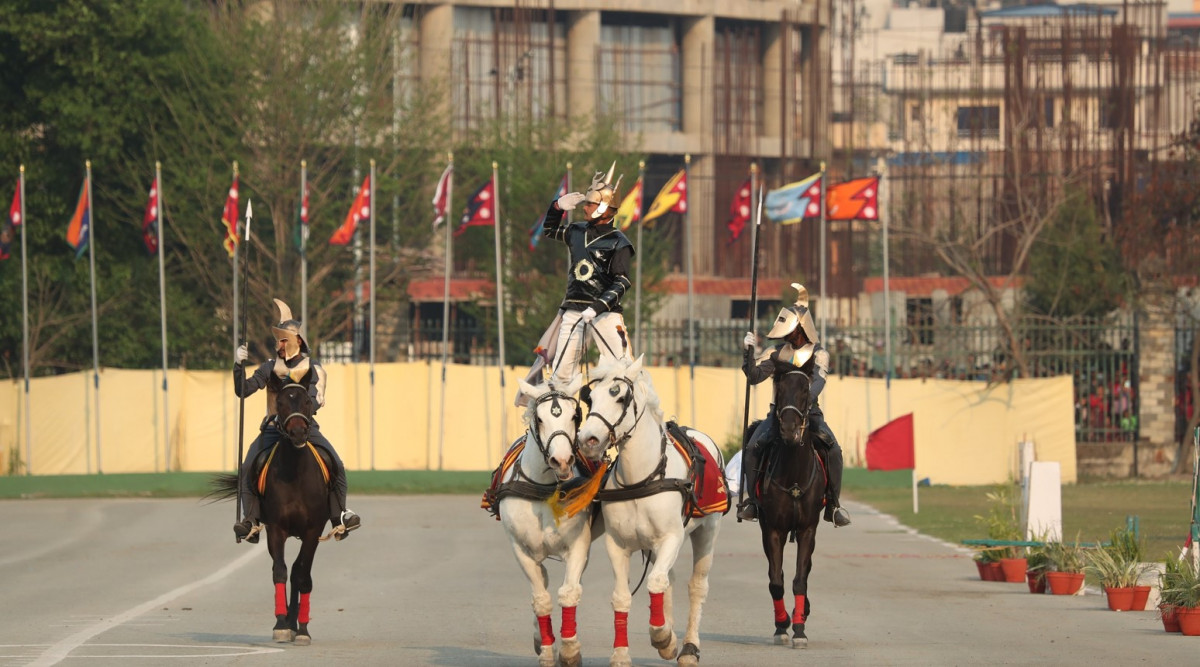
[254,441,331,495]
[664,421,731,518]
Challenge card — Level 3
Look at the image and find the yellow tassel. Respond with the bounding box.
[548,460,609,521]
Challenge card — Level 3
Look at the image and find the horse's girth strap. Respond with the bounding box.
[256,442,330,495]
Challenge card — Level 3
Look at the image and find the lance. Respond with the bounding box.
[738,176,764,521]
[235,199,253,537]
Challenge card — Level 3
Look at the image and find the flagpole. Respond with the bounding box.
[300,160,308,343]
[369,159,377,470]
[633,161,645,353]
[684,154,695,424]
[84,161,102,474]
[230,160,240,405]
[156,161,170,470]
[19,165,30,475]
[438,153,453,471]
[818,160,827,343]
[492,161,506,454]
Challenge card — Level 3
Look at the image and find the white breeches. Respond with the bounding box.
[551,309,631,387]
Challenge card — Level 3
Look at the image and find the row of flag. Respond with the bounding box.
[0,165,882,264]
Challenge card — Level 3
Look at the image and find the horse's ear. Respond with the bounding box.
[564,374,584,398]
[628,354,645,376]
[517,378,540,401]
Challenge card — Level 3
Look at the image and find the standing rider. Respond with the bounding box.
[232,298,361,543]
[737,283,851,527]
[522,163,635,391]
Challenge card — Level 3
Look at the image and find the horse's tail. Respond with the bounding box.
[204,473,240,504]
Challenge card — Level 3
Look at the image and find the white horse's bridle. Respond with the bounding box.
[583,375,644,458]
[528,388,580,467]
[774,370,811,443]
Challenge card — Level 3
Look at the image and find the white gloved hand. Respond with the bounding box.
[743,332,757,350]
[557,192,587,211]
[235,343,248,364]
[581,307,597,323]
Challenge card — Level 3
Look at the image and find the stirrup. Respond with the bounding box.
[234,519,261,544]
[736,501,759,522]
[324,509,361,542]
[832,506,852,527]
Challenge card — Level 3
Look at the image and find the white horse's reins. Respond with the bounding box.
[527,389,580,468]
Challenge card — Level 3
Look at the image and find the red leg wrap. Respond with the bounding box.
[561,606,577,639]
[274,583,287,617]
[649,592,666,627]
[298,592,311,625]
[613,611,629,648]
[773,598,788,623]
[537,614,555,646]
[792,594,806,625]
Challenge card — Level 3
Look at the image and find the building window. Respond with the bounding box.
[713,21,763,154]
[452,7,567,132]
[956,105,1000,138]
[597,14,682,134]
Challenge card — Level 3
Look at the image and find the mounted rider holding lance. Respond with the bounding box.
[738,283,851,527]
[232,298,361,543]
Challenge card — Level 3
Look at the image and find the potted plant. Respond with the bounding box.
[1106,525,1154,610]
[973,548,1004,582]
[1161,556,1200,636]
[1085,545,1145,611]
[1158,554,1188,632]
[1025,541,1051,594]
[1044,533,1088,595]
[973,486,1025,583]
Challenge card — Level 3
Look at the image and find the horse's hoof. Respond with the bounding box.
[791,635,808,649]
[773,632,789,645]
[650,625,677,659]
[559,636,582,667]
[677,641,700,666]
[272,628,295,643]
[609,647,632,667]
[537,643,555,667]
[294,634,311,646]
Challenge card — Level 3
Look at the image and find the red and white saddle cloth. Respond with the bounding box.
[665,421,731,518]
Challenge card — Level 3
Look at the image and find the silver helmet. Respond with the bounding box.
[271,298,309,359]
[583,161,623,220]
[766,282,818,343]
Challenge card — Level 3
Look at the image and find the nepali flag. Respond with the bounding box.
[65,181,91,260]
[826,177,879,221]
[765,172,822,225]
[431,164,452,229]
[143,176,160,255]
[0,182,19,261]
[221,173,239,257]
[454,176,496,237]
[642,168,686,227]
[330,175,370,245]
[529,172,568,250]
[725,175,753,243]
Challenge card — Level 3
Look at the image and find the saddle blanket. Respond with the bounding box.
[665,421,731,518]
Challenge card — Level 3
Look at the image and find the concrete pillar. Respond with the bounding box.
[1138,291,1176,451]
[419,3,454,127]
[566,11,600,123]
[762,23,784,149]
[682,15,714,275]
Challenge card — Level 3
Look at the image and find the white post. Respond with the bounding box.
[492,161,506,456]
[156,162,169,470]
[818,161,827,343]
[369,159,376,470]
[300,161,308,348]
[18,166,30,474]
[684,155,695,424]
[438,154,453,471]
[85,161,102,474]
[632,161,644,353]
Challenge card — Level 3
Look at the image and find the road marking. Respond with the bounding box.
[28,546,264,667]
[2,644,281,659]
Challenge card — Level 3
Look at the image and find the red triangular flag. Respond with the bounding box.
[143,176,160,255]
[865,413,914,471]
[330,176,371,245]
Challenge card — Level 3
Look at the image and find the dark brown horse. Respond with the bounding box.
[752,365,826,648]
[212,382,334,645]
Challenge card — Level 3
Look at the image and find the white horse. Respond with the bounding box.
[575,356,723,667]
[497,376,600,667]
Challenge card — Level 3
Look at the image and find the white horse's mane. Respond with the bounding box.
[591,357,665,423]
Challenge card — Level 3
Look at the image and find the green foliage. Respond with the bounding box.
[1160,555,1200,609]
[972,484,1022,559]
[1025,188,1130,318]
[1045,532,1089,574]
[1085,544,1147,588]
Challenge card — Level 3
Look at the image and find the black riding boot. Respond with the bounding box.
[816,421,851,527]
[234,488,261,543]
[310,432,360,539]
[737,443,762,522]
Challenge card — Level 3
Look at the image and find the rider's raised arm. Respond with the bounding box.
[541,199,570,244]
[741,347,777,386]
[233,360,271,398]
[809,347,830,405]
[593,245,633,313]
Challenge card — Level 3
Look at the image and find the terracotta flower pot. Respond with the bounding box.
[975,560,990,580]
[1026,570,1046,594]
[1104,586,1136,611]
[1131,585,1151,611]
[1160,603,1182,633]
[984,561,1004,581]
[1045,571,1085,595]
[1176,607,1200,636]
[999,557,1028,583]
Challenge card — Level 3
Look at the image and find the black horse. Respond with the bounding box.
[751,365,827,648]
[212,383,334,645]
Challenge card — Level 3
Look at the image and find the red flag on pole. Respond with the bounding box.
[826,177,879,221]
[143,176,160,255]
[454,176,496,236]
[431,164,452,229]
[221,173,239,257]
[330,175,371,245]
[865,413,915,471]
[725,176,753,243]
[0,183,19,260]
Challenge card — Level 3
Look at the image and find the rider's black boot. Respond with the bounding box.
[234,491,261,544]
[820,439,851,527]
[737,445,762,522]
[330,467,360,540]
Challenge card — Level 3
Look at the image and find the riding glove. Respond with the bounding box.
[743,332,757,351]
[557,192,586,211]
[235,343,249,364]
[581,307,597,323]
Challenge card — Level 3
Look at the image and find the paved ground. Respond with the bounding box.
[1,495,1194,666]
